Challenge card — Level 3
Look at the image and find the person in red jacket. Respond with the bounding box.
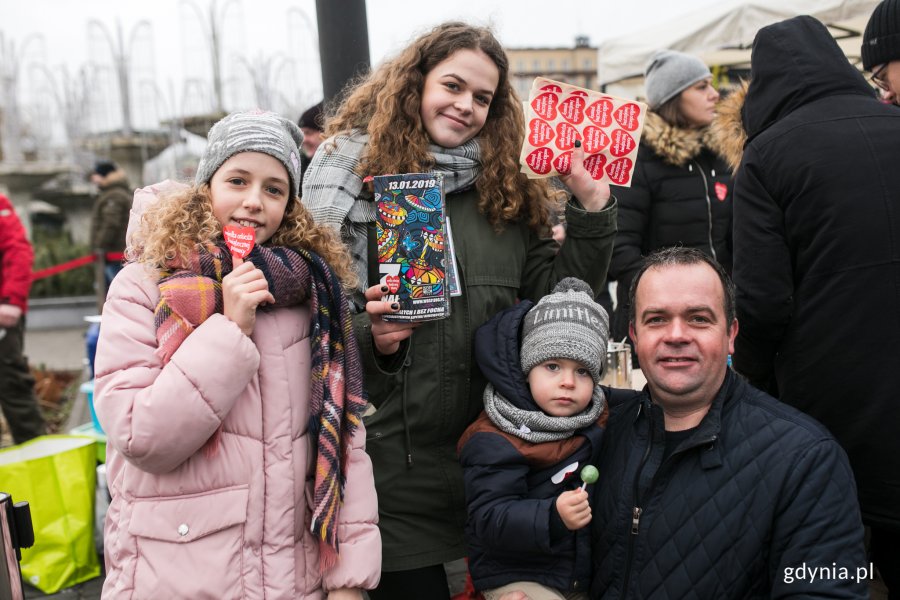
[0,194,45,445]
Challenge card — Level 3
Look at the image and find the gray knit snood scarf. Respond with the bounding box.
[483,383,606,444]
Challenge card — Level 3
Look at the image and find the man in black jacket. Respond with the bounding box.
[863,0,900,105]
[590,247,867,599]
[730,16,900,594]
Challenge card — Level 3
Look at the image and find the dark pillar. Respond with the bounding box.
[315,0,371,104]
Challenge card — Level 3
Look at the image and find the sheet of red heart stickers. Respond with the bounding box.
[520,77,647,186]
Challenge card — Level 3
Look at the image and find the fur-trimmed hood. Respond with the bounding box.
[707,81,749,173]
[641,110,726,168]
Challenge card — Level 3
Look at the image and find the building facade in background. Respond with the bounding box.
[507,36,598,97]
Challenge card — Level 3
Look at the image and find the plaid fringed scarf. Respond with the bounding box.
[153,241,367,568]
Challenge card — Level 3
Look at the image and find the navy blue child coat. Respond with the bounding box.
[458,300,605,595]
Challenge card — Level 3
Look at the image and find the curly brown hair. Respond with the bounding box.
[325,21,561,232]
[129,184,357,288]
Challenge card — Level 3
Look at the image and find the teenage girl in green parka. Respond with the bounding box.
[302,21,617,599]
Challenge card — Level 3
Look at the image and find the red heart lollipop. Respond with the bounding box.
[223,225,255,264]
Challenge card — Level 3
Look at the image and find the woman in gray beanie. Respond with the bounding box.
[607,49,734,363]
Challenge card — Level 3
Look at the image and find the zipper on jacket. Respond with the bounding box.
[630,507,643,534]
[400,354,414,467]
[621,400,654,597]
[692,159,717,261]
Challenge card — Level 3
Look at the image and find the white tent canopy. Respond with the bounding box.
[598,0,880,87]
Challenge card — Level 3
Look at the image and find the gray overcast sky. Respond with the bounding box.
[2,0,719,131]
[3,0,721,76]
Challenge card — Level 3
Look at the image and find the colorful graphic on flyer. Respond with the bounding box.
[374,172,450,322]
[519,77,647,186]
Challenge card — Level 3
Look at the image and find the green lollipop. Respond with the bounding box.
[579,465,599,490]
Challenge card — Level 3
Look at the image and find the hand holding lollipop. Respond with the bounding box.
[221,224,272,335]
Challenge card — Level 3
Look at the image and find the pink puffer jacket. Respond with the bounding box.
[94,260,381,599]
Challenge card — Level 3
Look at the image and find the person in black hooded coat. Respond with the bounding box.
[727,15,900,589]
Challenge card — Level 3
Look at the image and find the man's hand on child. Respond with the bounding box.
[364,283,419,356]
[556,488,592,530]
[222,260,275,336]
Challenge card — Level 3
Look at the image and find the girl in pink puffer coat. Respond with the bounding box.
[94,110,381,600]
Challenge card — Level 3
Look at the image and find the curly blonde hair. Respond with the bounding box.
[130,184,357,288]
[325,21,561,232]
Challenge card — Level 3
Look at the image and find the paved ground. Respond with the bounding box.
[23,576,104,599]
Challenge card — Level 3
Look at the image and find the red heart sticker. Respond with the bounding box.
[528,118,555,146]
[555,122,579,151]
[586,99,614,127]
[606,157,634,185]
[610,129,636,157]
[385,275,401,294]
[613,103,642,131]
[715,181,728,201]
[531,92,559,121]
[553,151,573,175]
[223,225,255,259]
[583,126,610,154]
[583,153,607,180]
[525,147,554,175]
[540,83,563,93]
[559,95,586,125]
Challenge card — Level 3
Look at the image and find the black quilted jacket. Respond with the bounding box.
[591,371,868,599]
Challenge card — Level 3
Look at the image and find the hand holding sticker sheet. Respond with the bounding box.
[520,78,647,186]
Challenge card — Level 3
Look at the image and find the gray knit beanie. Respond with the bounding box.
[644,50,712,110]
[520,278,610,384]
[195,109,304,198]
[863,0,900,71]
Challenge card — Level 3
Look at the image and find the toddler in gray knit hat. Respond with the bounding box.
[458,277,610,599]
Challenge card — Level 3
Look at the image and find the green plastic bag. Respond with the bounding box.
[0,435,101,593]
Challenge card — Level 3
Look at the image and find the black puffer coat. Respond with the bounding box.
[730,15,900,531]
[608,112,732,344]
[591,371,867,599]
[458,300,604,595]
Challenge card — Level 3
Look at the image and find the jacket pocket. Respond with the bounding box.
[128,485,249,600]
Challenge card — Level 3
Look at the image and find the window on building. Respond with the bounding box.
[533,59,541,71]
[562,59,570,70]
[548,59,555,70]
